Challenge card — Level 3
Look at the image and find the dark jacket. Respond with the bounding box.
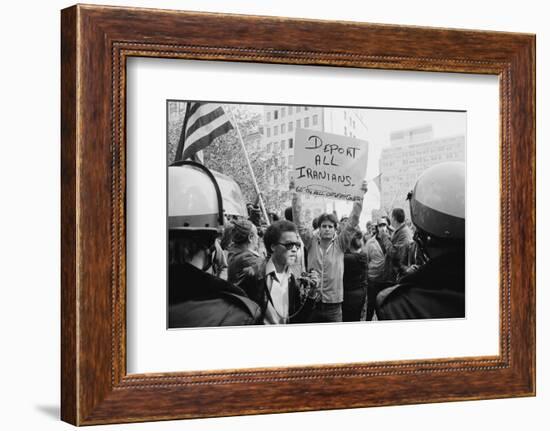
[343,251,368,321]
[381,223,414,283]
[343,251,368,292]
[169,262,262,328]
[376,251,465,320]
[235,258,315,324]
[227,244,263,299]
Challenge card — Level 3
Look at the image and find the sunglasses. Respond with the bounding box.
[277,242,302,250]
[377,223,387,227]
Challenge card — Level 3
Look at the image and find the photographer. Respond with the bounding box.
[235,220,319,324]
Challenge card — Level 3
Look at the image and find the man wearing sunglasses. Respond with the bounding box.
[238,220,318,324]
[290,179,369,323]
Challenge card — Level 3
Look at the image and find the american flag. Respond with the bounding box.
[175,102,234,163]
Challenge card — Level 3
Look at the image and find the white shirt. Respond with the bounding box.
[263,258,290,325]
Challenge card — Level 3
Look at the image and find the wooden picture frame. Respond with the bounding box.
[61,4,535,425]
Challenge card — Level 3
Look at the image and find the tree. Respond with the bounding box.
[167,102,291,219]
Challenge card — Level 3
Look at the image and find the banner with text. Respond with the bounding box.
[293,128,368,201]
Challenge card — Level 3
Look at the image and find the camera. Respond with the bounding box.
[298,270,321,303]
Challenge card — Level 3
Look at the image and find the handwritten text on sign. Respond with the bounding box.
[294,128,368,201]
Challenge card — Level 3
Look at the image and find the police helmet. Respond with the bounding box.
[409,161,465,240]
[168,161,224,233]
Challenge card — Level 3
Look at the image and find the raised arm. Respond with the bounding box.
[338,180,368,250]
[290,180,313,249]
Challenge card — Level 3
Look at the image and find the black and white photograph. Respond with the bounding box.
[167,101,466,328]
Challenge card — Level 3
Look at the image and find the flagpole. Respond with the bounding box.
[225,106,270,226]
[174,102,191,162]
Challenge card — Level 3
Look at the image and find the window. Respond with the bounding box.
[296,119,301,129]
[266,127,271,137]
[281,107,286,117]
[296,106,301,113]
[304,106,309,111]
[274,141,279,152]
[274,125,279,136]
[259,126,264,135]
[289,138,294,149]
[274,110,279,120]
[266,142,272,152]
[344,111,347,120]
[288,155,294,166]
[312,114,318,126]
[266,112,271,122]
[344,126,347,136]
[304,117,310,128]
[281,123,286,134]
[281,140,285,150]
[288,121,293,132]
[288,106,293,115]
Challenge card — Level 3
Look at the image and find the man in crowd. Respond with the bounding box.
[168,163,262,327]
[377,162,465,320]
[290,179,369,323]
[364,218,391,321]
[378,207,414,284]
[365,221,374,237]
[226,219,263,301]
[236,220,318,324]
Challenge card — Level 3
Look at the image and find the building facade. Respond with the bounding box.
[379,125,465,219]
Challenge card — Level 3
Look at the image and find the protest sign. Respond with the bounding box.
[293,128,369,201]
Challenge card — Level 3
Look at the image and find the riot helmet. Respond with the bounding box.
[168,160,224,233]
[408,161,465,241]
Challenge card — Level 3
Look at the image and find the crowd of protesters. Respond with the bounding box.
[168,161,466,328]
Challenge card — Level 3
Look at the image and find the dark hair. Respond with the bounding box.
[392,208,406,224]
[317,213,338,228]
[263,220,297,252]
[312,216,319,230]
[168,230,216,264]
[231,219,255,245]
[268,212,280,222]
[348,228,363,252]
[383,215,391,226]
[220,222,234,249]
[284,206,293,222]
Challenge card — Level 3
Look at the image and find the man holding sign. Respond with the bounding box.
[290,179,368,323]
